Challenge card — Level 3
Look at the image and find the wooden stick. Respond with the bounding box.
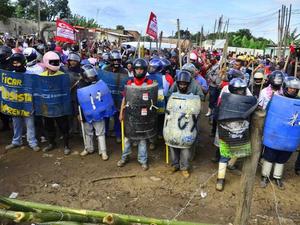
[166,145,169,164]
[90,174,136,183]
[234,110,265,225]
[121,120,125,152]
[283,51,290,73]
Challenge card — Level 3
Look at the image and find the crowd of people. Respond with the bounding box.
[0,36,300,192]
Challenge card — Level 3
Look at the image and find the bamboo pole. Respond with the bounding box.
[283,51,290,72]
[103,214,130,225]
[0,209,100,223]
[0,197,216,225]
[36,222,85,225]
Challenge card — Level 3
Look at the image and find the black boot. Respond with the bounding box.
[42,143,56,152]
[64,146,71,155]
[260,176,269,188]
[274,178,285,190]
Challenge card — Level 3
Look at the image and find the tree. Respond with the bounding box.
[175,29,191,39]
[116,25,124,30]
[241,35,249,48]
[69,14,100,28]
[0,0,16,22]
[287,28,300,45]
[14,0,71,21]
[249,38,257,49]
[236,29,252,40]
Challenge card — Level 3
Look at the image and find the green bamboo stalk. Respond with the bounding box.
[36,222,96,225]
[103,214,130,225]
[0,209,101,223]
[0,197,217,225]
[0,197,40,212]
[0,208,18,221]
[36,222,83,225]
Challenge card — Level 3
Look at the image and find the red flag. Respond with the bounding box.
[55,19,76,44]
[146,12,158,40]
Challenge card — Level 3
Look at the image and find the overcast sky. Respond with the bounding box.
[68,0,300,41]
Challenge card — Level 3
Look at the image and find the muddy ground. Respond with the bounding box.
[0,103,300,225]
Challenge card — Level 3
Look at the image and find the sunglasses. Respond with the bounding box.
[49,60,60,66]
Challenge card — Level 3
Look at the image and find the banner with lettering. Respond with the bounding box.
[0,70,34,117]
[0,69,72,117]
[146,12,158,40]
[55,19,76,44]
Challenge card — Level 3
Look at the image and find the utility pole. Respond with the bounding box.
[277,4,292,57]
[177,19,182,69]
[199,25,203,47]
[36,0,41,38]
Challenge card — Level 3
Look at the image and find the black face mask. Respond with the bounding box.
[10,65,26,73]
[272,84,281,90]
[49,60,60,66]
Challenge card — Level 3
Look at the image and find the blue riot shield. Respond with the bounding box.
[147,72,166,114]
[77,80,116,123]
[263,95,300,152]
[97,70,128,110]
[33,74,72,117]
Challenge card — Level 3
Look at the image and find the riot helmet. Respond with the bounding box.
[102,52,111,64]
[227,68,244,82]
[160,58,171,74]
[0,45,12,66]
[67,52,81,68]
[228,77,247,95]
[81,64,98,83]
[43,51,61,72]
[253,72,264,85]
[283,77,300,98]
[110,50,122,68]
[133,58,148,79]
[148,58,163,74]
[269,70,284,90]
[23,47,37,65]
[9,53,26,72]
[176,70,192,94]
[182,63,197,77]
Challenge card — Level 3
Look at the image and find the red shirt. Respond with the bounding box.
[127,77,153,86]
[165,73,174,86]
[123,77,153,97]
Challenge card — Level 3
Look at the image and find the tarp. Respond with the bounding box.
[0,69,72,117]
